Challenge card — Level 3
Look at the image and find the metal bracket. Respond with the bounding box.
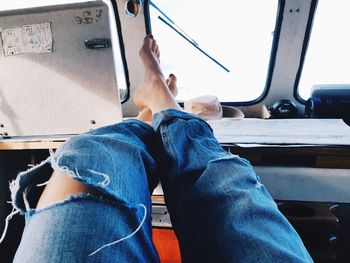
[151,205,172,228]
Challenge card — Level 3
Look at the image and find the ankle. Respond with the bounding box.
[148,92,182,114]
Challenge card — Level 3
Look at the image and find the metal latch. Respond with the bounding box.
[84,38,111,49]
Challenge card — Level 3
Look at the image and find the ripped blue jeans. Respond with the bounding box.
[10,109,312,262]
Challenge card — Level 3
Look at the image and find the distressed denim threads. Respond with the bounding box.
[10,119,162,262]
[8,109,312,262]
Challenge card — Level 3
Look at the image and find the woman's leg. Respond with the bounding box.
[153,111,313,262]
[134,35,313,262]
[11,120,163,263]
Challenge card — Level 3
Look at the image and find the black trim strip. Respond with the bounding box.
[293,0,318,104]
[144,0,152,35]
[111,0,131,103]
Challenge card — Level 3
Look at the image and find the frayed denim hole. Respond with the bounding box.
[10,157,53,213]
[25,193,129,218]
[47,151,130,206]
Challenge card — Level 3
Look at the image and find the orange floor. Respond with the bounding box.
[152,228,181,263]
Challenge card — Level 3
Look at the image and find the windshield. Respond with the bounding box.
[149,0,279,103]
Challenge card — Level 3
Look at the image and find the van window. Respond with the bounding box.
[148,0,280,103]
[297,0,350,101]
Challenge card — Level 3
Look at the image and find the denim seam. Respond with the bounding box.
[160,125,172,157]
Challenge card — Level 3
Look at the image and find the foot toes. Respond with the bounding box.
[151,39,158,53]
[155,46,160,61]
[166,74,178,97]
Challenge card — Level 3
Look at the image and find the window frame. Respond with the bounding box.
[110,0,131,103]
[143,0,285,106]
[293,0,318,104]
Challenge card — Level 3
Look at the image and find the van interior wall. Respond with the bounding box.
[0,2,122,136]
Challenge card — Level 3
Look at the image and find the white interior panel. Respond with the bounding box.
[0,1,122,137]
[256,166,350,203]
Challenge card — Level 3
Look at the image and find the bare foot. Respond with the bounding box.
[133,35,181,114]
[137,73,178,123]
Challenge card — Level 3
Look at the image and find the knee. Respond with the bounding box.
[36,170,101,209]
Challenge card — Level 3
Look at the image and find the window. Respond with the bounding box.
[148,0,280,103]
[297,0,350,101]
